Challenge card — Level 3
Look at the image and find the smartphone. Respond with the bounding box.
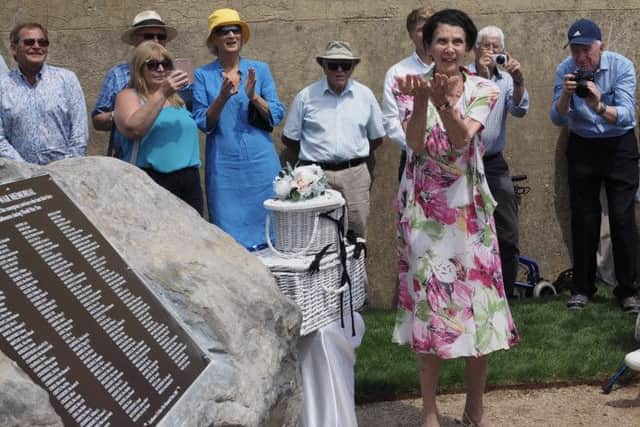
[174,58,194,84]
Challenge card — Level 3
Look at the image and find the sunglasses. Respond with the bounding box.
[21,38,50,47]
[326,61,353,71]
[142,33,168,41]
[214,25,242,36]
[144,59,173,71]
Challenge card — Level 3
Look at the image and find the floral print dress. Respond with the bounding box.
[392,69,520,358]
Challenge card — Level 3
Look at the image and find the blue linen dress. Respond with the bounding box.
[193,58,284,249]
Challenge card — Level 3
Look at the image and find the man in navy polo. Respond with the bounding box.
[550,18,639,312]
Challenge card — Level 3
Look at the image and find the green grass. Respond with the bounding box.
[355,288,639,402]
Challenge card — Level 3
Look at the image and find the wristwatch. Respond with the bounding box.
[436,101,451,112]
[596,102,607,115]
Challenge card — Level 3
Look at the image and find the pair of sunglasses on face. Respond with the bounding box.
[20,38,50,47]
[144,58,174,71]
[326,61,354,71]
[142,33,168,41]
[214,25,242,36]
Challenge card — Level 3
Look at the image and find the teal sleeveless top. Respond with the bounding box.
[123,106,201,173]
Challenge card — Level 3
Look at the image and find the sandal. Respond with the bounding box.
[462,411,477,427]
[462,410,488,427]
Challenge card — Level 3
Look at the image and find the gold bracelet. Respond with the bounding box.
[436,101,451,112]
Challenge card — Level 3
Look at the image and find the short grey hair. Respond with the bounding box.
[476,25,505,49]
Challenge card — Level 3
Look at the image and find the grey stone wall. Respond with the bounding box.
[1,1,639,308]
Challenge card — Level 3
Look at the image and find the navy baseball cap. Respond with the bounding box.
[564,18,601,48]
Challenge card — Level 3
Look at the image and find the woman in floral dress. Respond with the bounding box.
[392,9,520,427]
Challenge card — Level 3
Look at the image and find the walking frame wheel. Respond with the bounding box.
[533,280,557,297]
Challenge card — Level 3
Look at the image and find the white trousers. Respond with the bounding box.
[298,313,365,427]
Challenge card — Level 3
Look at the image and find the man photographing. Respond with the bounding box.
[550,18,639,312]
[469,26,529,298]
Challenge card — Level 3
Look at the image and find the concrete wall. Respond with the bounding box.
[1,1,639,308]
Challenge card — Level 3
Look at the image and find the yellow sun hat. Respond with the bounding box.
[207,8,250,44]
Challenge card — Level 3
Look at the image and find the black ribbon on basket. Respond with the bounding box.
[308,207,356,336]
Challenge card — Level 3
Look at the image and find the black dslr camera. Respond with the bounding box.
[573,69,594,98]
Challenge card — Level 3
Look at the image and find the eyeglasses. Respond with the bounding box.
[479,42,502,51]
[144,59,173,71]
[326,61,353,71]
[20,38,50,47]
[214,25,242,36]
[142,33,168,41]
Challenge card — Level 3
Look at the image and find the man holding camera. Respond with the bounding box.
[468,26,529,298]
[551,18,639,312]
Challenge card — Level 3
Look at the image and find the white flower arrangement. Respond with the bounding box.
[273,163,327,201]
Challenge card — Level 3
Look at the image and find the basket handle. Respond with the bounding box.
[265,210,321,258]
[320,279,349,295]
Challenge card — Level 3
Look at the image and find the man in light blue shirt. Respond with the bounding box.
[0,23,88,164]
[469,26,529,298]
[282,41,385,241]
[550,18,639,312]
[0,54,8,75]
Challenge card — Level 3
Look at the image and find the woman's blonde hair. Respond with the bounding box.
[129,41,184,107]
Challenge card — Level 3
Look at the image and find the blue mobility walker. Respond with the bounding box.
[602,314,640,394]
[511,175,557,298]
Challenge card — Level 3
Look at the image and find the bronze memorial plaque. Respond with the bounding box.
[0,175,208,426]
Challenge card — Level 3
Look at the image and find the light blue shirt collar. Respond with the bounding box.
[321,77,353,97]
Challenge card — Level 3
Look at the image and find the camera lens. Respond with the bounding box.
[495,54,507,65]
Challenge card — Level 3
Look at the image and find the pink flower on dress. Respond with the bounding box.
[396,277,414,311]
[425,124,451,157]
[417,190,457,225]
[428,314,462,348]
[426,275,451,313]
[450,279,474,314]
[413,171,457,225]
[464,204,480,235]
[468,250,505,298]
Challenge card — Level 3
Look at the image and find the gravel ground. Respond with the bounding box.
[356,384,640,426]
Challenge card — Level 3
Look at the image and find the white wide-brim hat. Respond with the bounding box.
[316,40,360,65]
[121,10,177,45]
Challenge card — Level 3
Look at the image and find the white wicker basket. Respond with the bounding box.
[264,189,346,257]
[257,244,366,336]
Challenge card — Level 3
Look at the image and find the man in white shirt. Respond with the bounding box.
[382,7,433,180]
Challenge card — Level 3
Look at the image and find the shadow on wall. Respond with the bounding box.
[554,127,572,264]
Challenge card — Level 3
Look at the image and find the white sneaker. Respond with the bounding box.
[624,349,640,371]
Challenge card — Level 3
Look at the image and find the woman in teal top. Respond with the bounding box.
[115,41,203,214]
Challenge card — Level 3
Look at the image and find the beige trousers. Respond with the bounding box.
[325,163,371,240]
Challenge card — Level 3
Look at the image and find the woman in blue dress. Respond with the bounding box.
[192,8,285,250]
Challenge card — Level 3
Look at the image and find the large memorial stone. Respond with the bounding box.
[0,157,303,426]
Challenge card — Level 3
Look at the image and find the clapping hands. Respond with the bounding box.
[220,71,238,100]
[245,67,257,101]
